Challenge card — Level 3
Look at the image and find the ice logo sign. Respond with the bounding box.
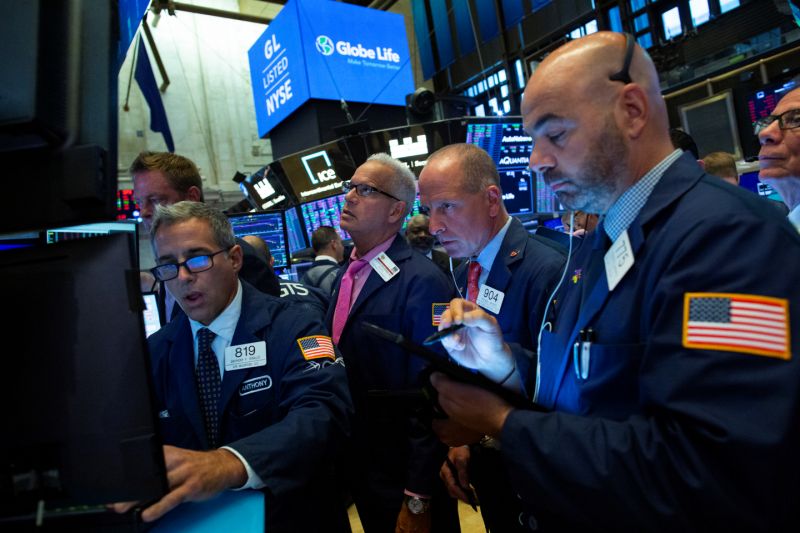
[301,151,337,185]
[315,35,334,56]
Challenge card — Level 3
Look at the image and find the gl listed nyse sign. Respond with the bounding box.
[262,35,292,116]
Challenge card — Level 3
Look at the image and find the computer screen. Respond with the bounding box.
[227,211,289,270]
[116,189,139,220]
[142,292,163,338]
[284,206,309,254]
[300,193,352,242]
[746,80,797,125]
[44,221,139,268]
[0,231,41,251]
[534,172,561,213]
[465,121,538,215]
[1,235,167,519]
[277,141,357,204]
[739,170,783,202]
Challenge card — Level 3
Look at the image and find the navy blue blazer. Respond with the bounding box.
[454,217,566,381]
[501,153,800,530]
[326,234,457,496]
[148,281,353,532]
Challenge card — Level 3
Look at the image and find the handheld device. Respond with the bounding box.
[362,322,544,412]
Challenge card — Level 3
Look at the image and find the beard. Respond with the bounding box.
[546,115,629,214]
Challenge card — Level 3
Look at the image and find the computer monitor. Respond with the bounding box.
[227,211,290,271]
[44,220,139,268]
[745,80,797,126]
[284,206,309,254]
[0,231,41,252]
[116,189,139,221]
[300,193,352,242]
[142,292,163,338]
[739,170,783,202]
[0,234,167,521]
[465,120,538,215]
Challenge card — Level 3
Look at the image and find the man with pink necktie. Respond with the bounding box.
[327,153,458,533]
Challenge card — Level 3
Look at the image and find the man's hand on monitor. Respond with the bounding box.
[140,445,248,522]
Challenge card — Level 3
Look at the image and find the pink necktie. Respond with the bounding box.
[332,259,369,343]
[467,261,481,303]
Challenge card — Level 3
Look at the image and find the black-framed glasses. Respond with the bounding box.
[342,180,402,202]
[609,33,635,85]
[753,108,800,135]
[150,247,232,281]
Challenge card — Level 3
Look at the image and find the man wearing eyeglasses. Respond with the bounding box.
[328,153,459,533]
[127,201,353,532]
[757,86,800,231]
[428,32,800,530]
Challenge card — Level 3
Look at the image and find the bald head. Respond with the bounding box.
[522,32,675,213]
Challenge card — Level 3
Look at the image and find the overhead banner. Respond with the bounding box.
[248,0,413,137]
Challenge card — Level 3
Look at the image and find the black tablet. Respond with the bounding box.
[362,322,545,412]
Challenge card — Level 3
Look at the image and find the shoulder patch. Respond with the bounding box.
[297,335,336,361]
[682,292,790,360]
[432,302,450,326]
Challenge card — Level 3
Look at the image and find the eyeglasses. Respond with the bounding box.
[342,180,402,202]
[609,33,635,85]
[150,247,232,281]
[753,108,800,135]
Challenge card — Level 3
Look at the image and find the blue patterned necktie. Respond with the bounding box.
[196,327,221,448]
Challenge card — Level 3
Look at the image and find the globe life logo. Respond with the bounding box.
[315,35,400,63]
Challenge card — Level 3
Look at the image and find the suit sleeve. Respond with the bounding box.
[500,214,800,530]
[227,309,353,502]
[402,264,457,495]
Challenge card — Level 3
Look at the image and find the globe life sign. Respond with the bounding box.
[248,0,413,137]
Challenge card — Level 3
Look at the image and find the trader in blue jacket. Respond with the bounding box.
[139,201,353,532]
[418,143,565,532]
[328,153,459,532]
[431,32,800,531]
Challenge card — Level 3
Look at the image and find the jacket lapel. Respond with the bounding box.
[218,284,273,416]
[484,218,527,295]
[167,316,208,447]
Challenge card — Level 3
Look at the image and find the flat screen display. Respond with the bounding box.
[44,221,139,267]
[1,235,167,517]
[284,206,308,253]
[142,292,162,338]
[746,80,797,125]
[227,211,289,269]
[278,141,357,204]
[300,193,351,242]
[465,121,538,215]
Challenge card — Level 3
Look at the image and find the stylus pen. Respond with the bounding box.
[423,323,465,346]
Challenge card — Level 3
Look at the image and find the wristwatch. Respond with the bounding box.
[405,495,431,515]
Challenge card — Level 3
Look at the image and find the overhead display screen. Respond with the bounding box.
[248,0,413,136]
[277,140,357,204]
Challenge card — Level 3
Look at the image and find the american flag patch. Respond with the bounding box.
[432,303,450,326]
[682,293,790,360]
[297,335,336,361]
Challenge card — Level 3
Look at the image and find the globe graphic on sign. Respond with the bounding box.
[315,35,334,56]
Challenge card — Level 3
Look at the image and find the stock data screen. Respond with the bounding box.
[747,81,797,125]
[228,212,289,269]
[116,189,139,220]
[465,122,542,215]
[300,194,351,242]
[284,207,308,253]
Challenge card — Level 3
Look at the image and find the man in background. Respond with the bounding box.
[405,214,457,276]
[301,226,344,295]
[130,151,280,314]
[118,201,352,532]
[418,142,565,533]
[757,86,800,230]
[701,151,739,186]
[561,210,600,236]
[329,153,459,533]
